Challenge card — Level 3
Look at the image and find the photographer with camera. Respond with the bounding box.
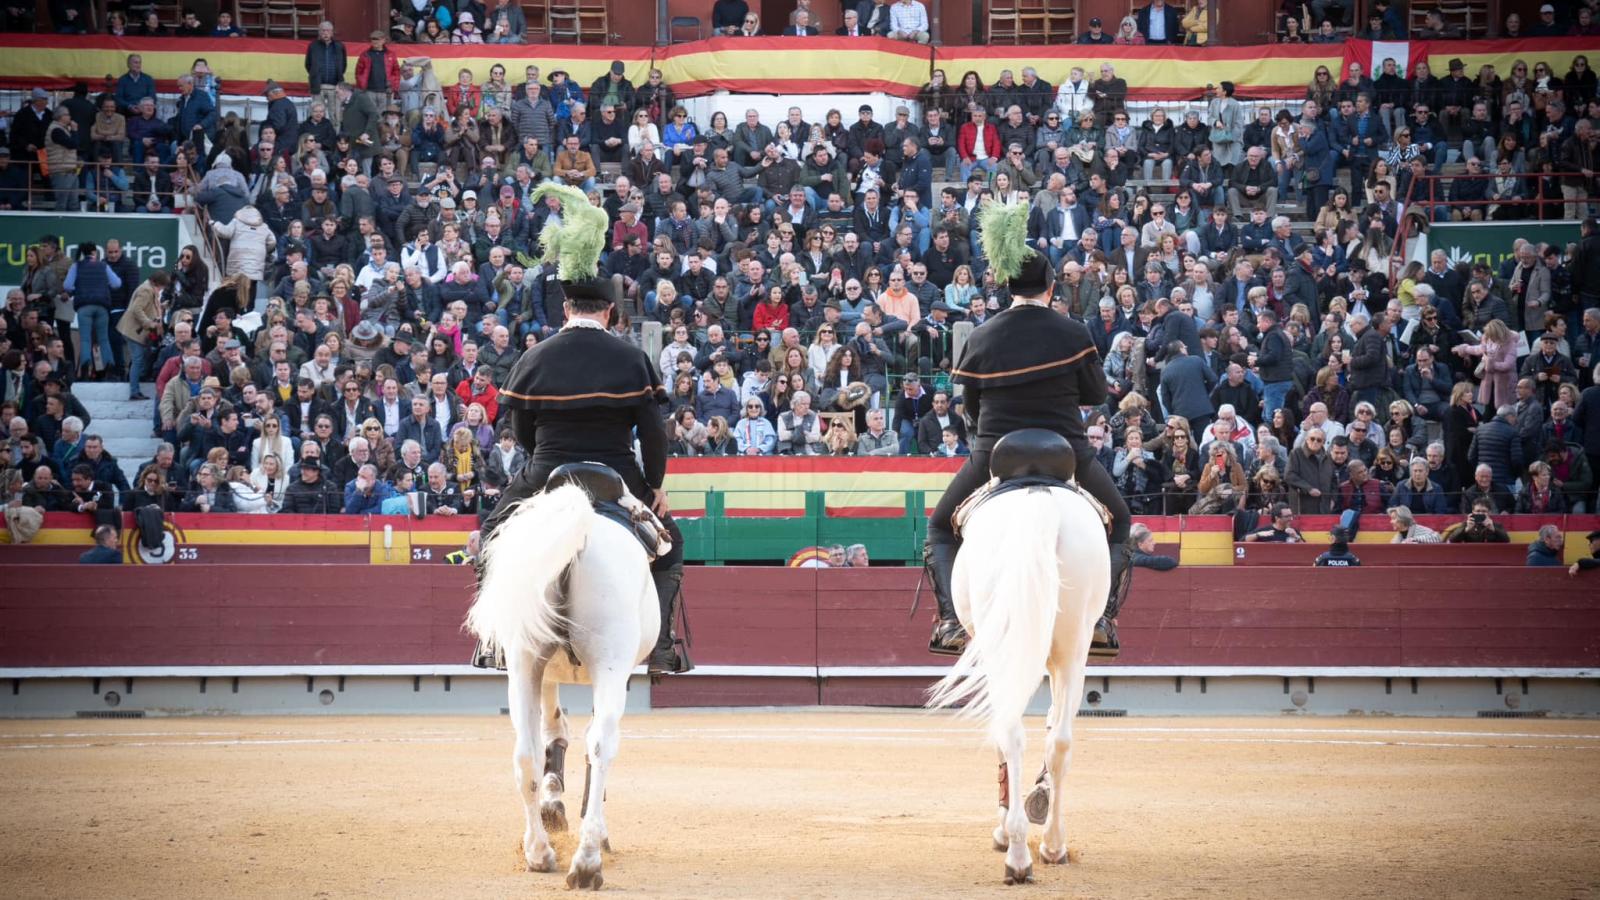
[1443,498,1511,543]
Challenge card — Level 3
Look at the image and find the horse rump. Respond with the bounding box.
[465,483,595,656]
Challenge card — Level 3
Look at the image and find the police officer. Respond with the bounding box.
[926,209,1133,657]
[1313,528,1363,567]
[482,186,690,675]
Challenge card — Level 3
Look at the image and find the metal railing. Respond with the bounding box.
[1389,169,1562,286]
[8,157,204,215]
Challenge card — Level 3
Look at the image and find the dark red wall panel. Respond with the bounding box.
[2,565,1596,669]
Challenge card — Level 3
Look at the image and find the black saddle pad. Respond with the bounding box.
[547,461,627,503]
[990,429,1077,483]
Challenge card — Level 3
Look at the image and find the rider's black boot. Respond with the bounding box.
[468,557,505,669]
[1090,541,1132,659]
[926,540,968,656]
[647,566,693,675]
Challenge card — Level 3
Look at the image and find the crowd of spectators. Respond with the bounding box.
[3,8,1600,544]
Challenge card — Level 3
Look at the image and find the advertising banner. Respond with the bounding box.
[0,212,181,287]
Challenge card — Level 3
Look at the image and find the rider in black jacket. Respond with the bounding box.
[927,203,1134,657]
[484,184,690,675]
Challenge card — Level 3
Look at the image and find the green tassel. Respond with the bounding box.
[528,182,609,282]
[976,198,1036,287]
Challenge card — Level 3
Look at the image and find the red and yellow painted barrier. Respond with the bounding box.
[664,456,959,517]
[6,35,1599,101]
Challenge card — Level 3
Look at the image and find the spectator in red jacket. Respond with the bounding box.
[354,31,401,105]
[957,106,1001,181]
[753,285,792,332]
[454,368,499,423]
[1338,459,1390,515]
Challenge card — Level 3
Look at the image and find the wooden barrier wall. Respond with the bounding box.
[4,566,1595,677]
[3,510,1595,567]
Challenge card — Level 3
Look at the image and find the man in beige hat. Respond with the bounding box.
[355,29,399,111]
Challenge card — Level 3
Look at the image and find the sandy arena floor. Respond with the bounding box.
[1,710,1597,899]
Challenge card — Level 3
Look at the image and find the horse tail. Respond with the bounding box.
[927,489,1063,745]
[465,483,594,655]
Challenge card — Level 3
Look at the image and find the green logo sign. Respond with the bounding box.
[0,212,183,286]
[1427,222,1579,271]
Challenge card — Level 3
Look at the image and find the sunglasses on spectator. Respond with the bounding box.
[1307,436,1324,443]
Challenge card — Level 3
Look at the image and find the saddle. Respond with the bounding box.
[951,429,1112,540]
[546,462,672,562]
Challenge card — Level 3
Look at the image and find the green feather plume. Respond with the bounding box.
[977,198,1036,286]
[529,182,609,281]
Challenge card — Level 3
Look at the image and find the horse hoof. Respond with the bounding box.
[1003,864,1034,885]
[1039,845,1069,865]
[993,825,1008,851]
[1024,783,1050,826]
[541,801,568,832]
[526,845,557,873]
[566,862,603,890]
[993,837,1008,852]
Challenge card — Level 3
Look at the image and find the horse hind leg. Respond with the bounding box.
[539,677,570,832]
[566,670,626,890]
[998,718,1033,885]
[1040,646,1091,865]
[508,650,557,873]
[1038,660,1073,865]
[991,749,1010,852]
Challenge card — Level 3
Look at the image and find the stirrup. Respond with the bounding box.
[1088,616,1120,659]
[929,619,969,657]
[647,638,693,675]
[471,638,506,670]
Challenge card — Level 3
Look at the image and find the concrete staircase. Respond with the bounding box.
[73,381,160,486]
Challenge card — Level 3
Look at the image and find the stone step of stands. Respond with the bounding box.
[72,383,161,485]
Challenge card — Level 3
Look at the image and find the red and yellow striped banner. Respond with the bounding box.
[934,43,1346,101]
[657,36,930,98]
[0,35,651,97]
[1418,36,1600,82]
[5,35,1599,102]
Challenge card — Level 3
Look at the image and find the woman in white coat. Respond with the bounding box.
[249,412,296,470]
[211,204,277,309]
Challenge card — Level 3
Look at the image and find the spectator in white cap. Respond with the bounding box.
[452,11,483,42]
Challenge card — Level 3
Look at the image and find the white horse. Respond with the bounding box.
[927,484,1111,885]
[466,483,659,890]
